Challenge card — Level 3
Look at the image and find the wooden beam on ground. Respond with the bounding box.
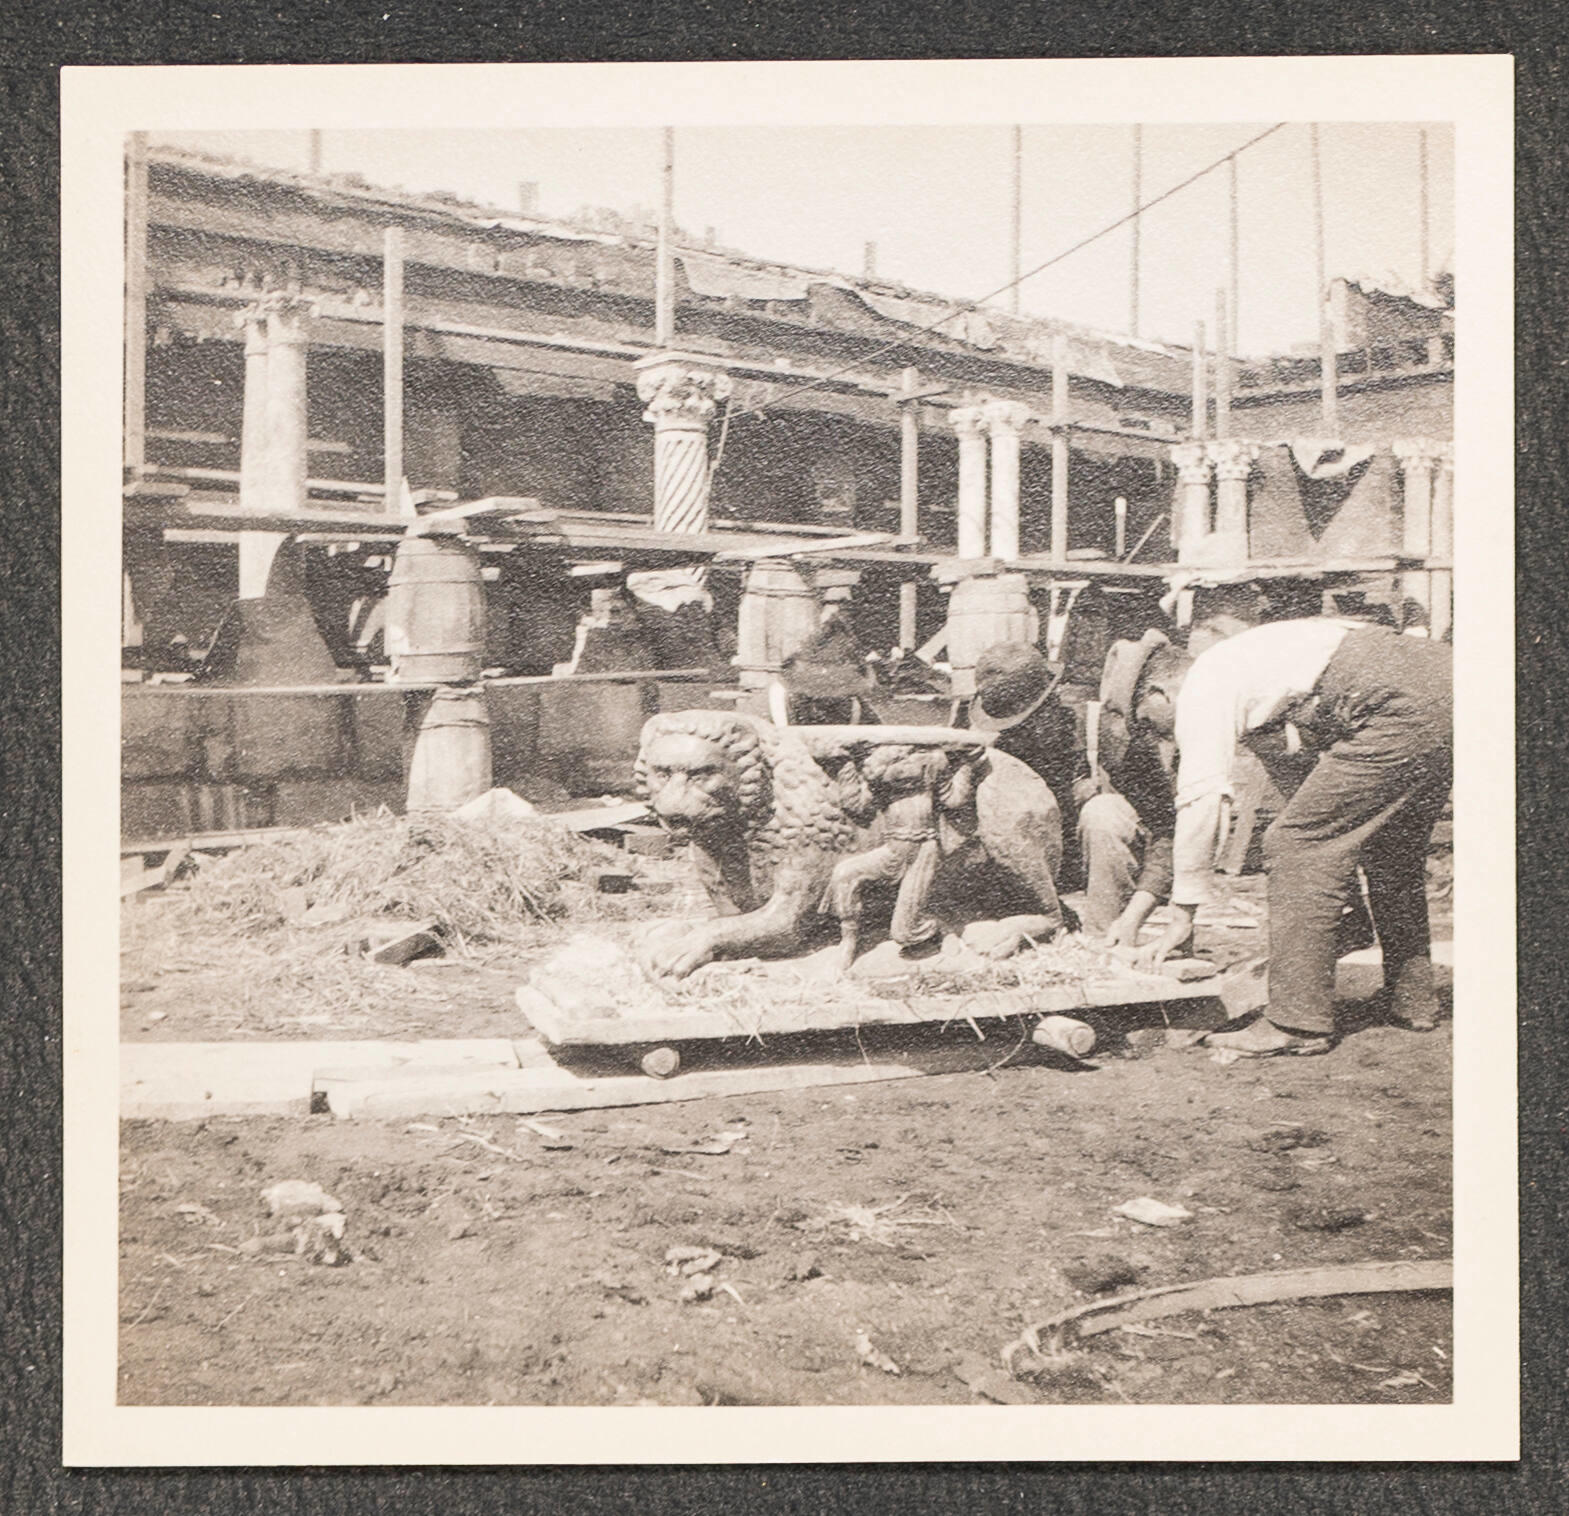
[1014,1259,1453,1351]
[120,1039,523,1121]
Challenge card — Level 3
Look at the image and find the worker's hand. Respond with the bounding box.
[1131,903,1195,973]
[1131,940,1174,973]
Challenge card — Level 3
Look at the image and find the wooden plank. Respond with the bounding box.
[547,801,651,833]
[120,1038,522,1121]
[517,975,1219,1050]
[321,1049,1001,1121]
[713,531,895,563]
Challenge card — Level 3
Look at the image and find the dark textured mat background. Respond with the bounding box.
[4,6,1565,1512]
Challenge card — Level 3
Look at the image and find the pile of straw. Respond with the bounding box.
[123,809,625,1035]
[185,809,615,943]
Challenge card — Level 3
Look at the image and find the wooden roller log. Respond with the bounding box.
[1032,1015,1097,1059]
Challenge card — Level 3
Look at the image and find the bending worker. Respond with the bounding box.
[1131,616,1452,1057]
[1075,629,1182,948]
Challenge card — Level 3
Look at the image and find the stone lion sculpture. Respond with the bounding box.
[634,709,1065,979]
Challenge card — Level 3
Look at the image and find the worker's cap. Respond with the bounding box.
[779,618,877,698]
[1099,627,1172,719]
[969,642,1062,732]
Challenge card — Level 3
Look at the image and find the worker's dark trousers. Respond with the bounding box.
[1261,630,1452,1036]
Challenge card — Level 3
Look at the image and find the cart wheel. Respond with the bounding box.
[640,1047,681,1079]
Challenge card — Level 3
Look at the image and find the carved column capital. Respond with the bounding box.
[1170,440,1213,486]
[635,352,732,430]
[1206,438,1258,482]
[233,301,271,355]
[980,399,1034,436]
[1393,438,1443,478]
[949,404,990,441]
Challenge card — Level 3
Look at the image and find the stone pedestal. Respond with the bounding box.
[951,405,989,560]
[983,400,1031,563]
[1170,441,1214,565]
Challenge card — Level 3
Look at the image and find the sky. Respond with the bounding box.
[152,122,1454,359]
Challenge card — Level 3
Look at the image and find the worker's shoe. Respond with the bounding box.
[1379,960,1441,1032]
[1202,1016,1335,1058]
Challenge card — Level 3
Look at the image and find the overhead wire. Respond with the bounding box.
[711,121,1291,432]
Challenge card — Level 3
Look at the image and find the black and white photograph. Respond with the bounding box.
[61,57,1516,1464]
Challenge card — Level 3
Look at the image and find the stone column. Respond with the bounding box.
[1170,441,1214,565]
[262,292,313,515]
[951,404,989,560]
[1430,443,1454,641]
[240,292,314,598]
[1395,439,1438,620]
[983,400,1032,563]
[235,303,270,511]
[629,353,732,665]
[635,352,732,539]
[1207,439,1257,568]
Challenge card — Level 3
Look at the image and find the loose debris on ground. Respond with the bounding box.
[120,990,1455,1407]
[121,807,628,1034]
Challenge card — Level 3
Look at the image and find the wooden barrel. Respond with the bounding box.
[384,534,488,684]
[402,687,493,813]
[735,560,820,688]
[945,573,1038,696]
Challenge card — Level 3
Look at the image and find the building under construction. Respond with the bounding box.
[121,141,1455,842]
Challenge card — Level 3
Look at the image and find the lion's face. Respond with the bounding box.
[640,732,748,836]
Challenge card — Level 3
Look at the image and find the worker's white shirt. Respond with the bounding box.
[1170,618,1360,906]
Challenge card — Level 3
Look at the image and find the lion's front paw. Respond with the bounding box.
[641,922,718,980]
[962,914,1056,960]
[961,919,1029,960]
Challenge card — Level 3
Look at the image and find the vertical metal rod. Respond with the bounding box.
[1311,124,1338,436]
[898,367,921,649]
[124,131,149,474]
[308,130,323,175]
[1214,289,1231,440]
[383,225,405,514]
[1010,125,1022,316]
[1191,320,1208,441]
[1418,127,1431,291]
[1051,337,1070,565]
[655,127,675,348]
[1227,152,1240,356]
[1129,125,1142,337]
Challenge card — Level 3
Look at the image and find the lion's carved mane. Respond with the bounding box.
[635,710,1063,979]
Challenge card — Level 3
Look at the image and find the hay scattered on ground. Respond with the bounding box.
[185,808,616,941]
[123,809,626,1033]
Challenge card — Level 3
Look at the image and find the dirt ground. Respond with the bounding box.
[119,976,1453,1405]
[119,827,1454,1408]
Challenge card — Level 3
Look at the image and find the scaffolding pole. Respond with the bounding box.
[655,127,675,347]
[383,225,405,513]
